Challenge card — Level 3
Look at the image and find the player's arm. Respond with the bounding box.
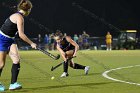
[66,36,79,57]
[110,35,112,39]
[16,14,36,49]
[56,44,67,61]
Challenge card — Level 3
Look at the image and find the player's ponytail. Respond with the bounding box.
[17,0,32,12]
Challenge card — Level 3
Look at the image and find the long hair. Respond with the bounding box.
[55,30,63,38]
[17,0,32,11]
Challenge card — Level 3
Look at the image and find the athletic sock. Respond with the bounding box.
[63,61,68,73]
[74,63,85,69]
[11,63,20,84]
[0,69,3,77]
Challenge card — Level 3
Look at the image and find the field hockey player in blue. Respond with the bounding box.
[0,0,37,91]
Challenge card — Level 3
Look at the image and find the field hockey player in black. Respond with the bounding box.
[54,31,90,77]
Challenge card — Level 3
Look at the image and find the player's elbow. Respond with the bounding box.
[19,33,26,40]
[76,45,79,50]
[18,33,22,37]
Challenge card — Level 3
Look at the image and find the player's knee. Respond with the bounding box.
[66,50,74,57]
[69,62,75,68]
[13,59,20,64]
[0,62,5,68]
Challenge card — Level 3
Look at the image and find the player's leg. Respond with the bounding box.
[66,50,90,75]
[106,43,108,51]
[0,52,7,76]
[109,41,112,50]
[9,44,22,90]
[60,50,73,77]
[69,59,90,75]
[0,51,7,91]
[106,40,109,51]
[61,60,69,77]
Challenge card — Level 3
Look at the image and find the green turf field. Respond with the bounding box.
[1,50,140,93]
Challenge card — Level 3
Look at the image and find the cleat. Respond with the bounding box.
[60,72,69,77]
[0,83,5,92]
[9,82,22,90]
[85,66,90,75]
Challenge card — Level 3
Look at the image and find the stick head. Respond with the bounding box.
[55,54,60,60]
[51,66,54,71]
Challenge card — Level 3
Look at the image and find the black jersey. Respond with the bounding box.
[58,37,75,52]
[0,18,18,37]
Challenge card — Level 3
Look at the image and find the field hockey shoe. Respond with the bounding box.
[60,72,69,77]
[0,83,5,92]
[9,82,22,90]
[85,66,90,75]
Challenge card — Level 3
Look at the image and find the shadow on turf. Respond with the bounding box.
[72,72,101,77]
[8,82,114,92]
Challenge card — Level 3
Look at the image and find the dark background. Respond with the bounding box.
[0,0,140,38]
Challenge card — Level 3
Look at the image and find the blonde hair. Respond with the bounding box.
[17,0,32,12]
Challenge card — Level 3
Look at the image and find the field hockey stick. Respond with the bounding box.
[51,56,76,71]
[37,47,60,60]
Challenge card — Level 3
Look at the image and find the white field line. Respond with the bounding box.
[102,65,140,86]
